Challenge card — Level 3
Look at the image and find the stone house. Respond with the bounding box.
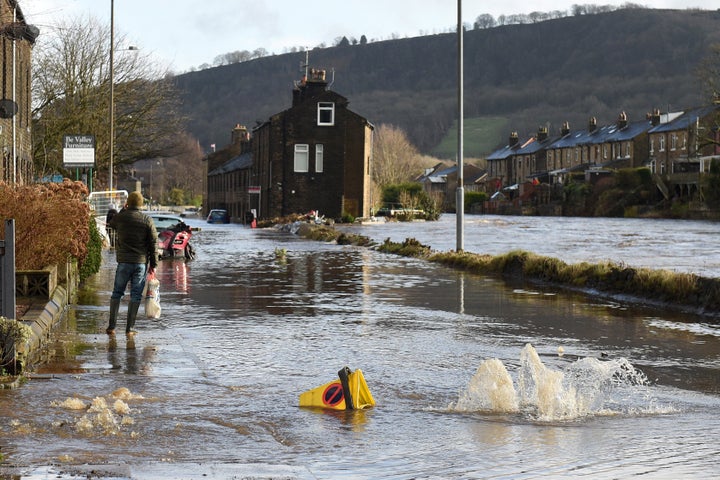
[251,68,374,220]
[487,131,527,188]
[648,104,720,199]
[204,124,253,221]
[0,1,38,184]
[417,162,487,210]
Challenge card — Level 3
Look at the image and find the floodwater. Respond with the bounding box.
[1,214,719,479]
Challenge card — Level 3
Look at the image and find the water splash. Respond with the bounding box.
[450,343,662,421]
[51,388,143,436]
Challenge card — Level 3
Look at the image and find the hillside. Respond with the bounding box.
[174,8,720,159]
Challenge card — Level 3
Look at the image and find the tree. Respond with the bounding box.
[474,14,496,29]
[32,14,188,188]
[160,133,205,204]
[372,124,425,187]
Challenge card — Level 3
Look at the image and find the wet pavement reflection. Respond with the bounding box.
[1,217,719,479]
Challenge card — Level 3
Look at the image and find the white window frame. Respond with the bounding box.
[294,144,309,172]
[315,144,324,172]
[317,102,335,126]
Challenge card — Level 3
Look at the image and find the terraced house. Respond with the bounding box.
[0,0,38,184]
[205,67,374,222]
[487,103,720,198]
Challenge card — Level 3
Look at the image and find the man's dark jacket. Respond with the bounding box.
[109,207,158,268]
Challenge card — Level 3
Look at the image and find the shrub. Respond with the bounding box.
[0,180,96,274]
[80,216,103,281]
[464,191,488,212]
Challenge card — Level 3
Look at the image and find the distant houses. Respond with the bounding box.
[205,64,720,222]
[205,68,373,222]
[485,104,720,207]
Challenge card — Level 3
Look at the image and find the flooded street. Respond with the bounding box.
[1,215,719,479]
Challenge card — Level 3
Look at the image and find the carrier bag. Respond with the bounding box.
[144,271,161,319]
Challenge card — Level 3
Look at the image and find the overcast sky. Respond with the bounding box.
[20,0,720,73]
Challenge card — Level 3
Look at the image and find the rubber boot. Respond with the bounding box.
[107,298,121,335]
[126,301,141,335]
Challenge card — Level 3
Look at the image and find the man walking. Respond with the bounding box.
[107,191,158,335]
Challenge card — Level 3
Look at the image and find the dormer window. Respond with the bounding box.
[318,102,335,126]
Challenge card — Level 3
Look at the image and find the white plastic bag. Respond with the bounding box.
[144,273,161,319]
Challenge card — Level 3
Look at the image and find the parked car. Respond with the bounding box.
[149,213,196,260]
[207,209,230,224]
[180,206,200,218]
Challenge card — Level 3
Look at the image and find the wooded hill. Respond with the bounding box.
[174,8,720,160]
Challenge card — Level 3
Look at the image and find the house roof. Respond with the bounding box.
[648,104,720,134]
[514,135,560,155]
[486,137,531,160]
[419,163,487,184]
[208,152,253,176]
[547,119,651,150]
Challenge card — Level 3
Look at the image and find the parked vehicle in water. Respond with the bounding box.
[149,213,196,260]
[180,206,200,218]
[207,209,229,224]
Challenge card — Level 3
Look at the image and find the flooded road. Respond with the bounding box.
[1,215,719,479]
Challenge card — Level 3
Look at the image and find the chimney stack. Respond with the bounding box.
[617,111,628,129]
[561,121,570,136]
[231,124,250,144]
[651,108,661,126]
[588,116,597,132]
[537,126,548,142]
[509,131,519,146]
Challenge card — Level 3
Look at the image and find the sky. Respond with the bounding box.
[20,0,720,73]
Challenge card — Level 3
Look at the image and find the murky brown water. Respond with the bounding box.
[1,216,719,479]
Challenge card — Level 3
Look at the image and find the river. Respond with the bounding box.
[0,214,718,479]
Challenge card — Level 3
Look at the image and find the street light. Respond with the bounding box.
[110,0,115,191]
[456,0,464,252]
[109,0,137,191]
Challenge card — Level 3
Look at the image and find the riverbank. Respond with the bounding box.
[289,221,720,319]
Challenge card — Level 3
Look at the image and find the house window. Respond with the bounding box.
[659,136,665,152]
[670,133,677,151]
[315,144,324,172]
[650,138,654,154]
[625,143,631,157]
[317,102,335,126]
[294,144,309,172]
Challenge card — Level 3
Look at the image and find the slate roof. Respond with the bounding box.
[648,104,720,134]
[486,136,534,160]
[208,152,253,176]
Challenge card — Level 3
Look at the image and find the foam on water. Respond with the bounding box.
[50,388,142,437]
[450,344,667,421]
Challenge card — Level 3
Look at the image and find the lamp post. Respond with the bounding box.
[456,0,464,252]
[109,1,137,191]
[109,0,115,191]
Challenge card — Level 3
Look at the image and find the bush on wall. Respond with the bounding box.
[0,180,100,279]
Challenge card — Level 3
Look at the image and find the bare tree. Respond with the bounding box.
[372,124,425,187]
[162,133,205,202]
[32,14,188,187]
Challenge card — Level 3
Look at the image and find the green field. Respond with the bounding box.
[432,116,510,160]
